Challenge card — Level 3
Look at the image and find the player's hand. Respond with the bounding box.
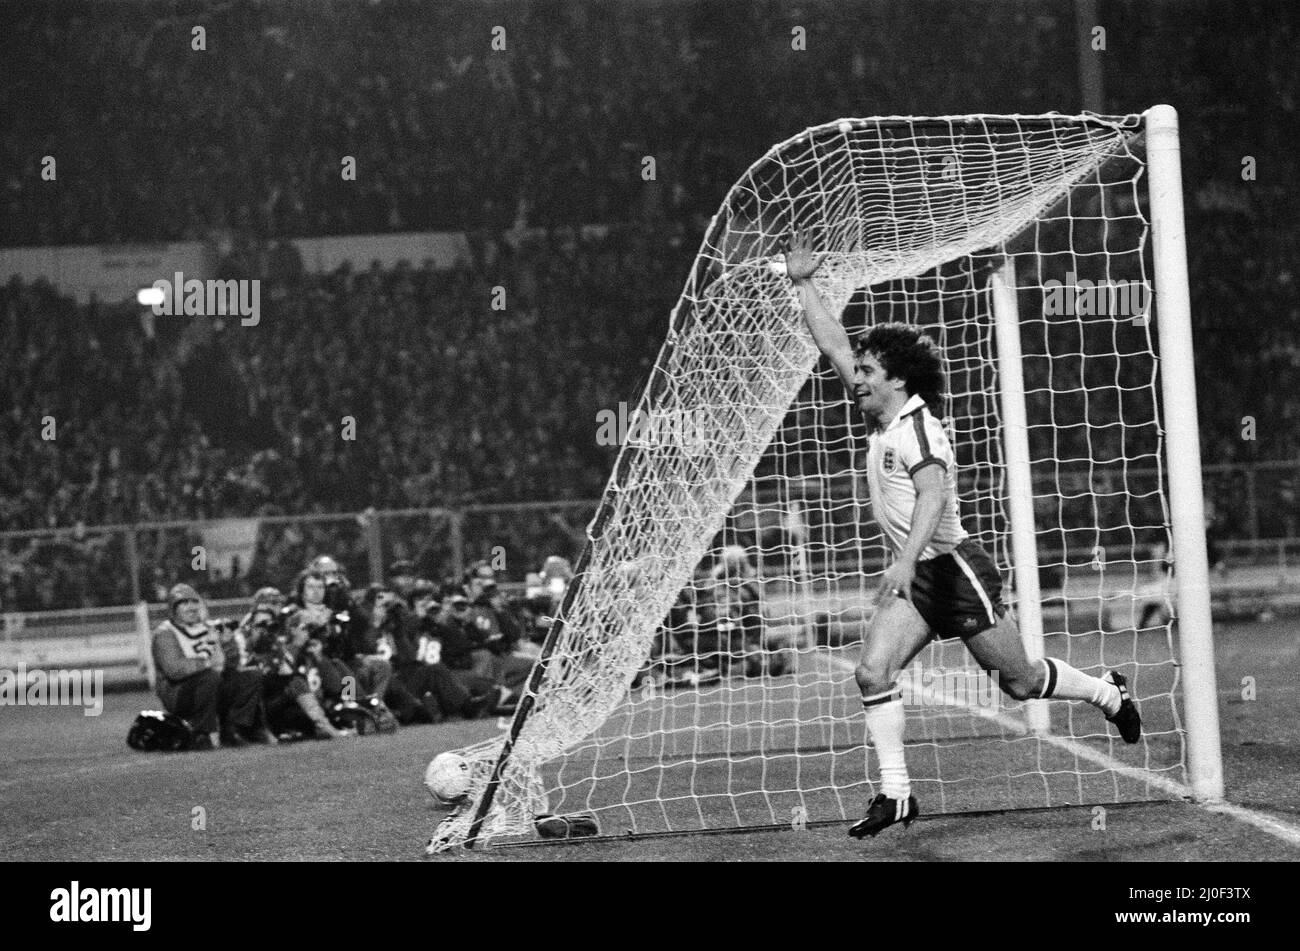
[874,561,916,606]
[784,231,820,283]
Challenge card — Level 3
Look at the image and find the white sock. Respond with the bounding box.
[862,689,910,800]
[1040,659,1120,716]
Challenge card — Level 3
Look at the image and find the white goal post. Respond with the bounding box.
[429,107,1222,852]
[1144,104,1222,801]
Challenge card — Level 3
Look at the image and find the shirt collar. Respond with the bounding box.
[885,394,927,431]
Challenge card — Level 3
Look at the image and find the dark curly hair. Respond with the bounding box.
[854,322,945,412]
[291,568,328,605]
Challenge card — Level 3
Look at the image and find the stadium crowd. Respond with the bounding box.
[2,1,1297,613]
[4,1,1292,248]
[0,230,678,611]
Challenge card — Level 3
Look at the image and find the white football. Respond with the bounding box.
[424,752,472,804]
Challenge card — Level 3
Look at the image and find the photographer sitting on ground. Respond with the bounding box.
[434,584,528,715]
[240,586,349,740]
[308,555,394,704]
[708,545,789,678]
[285,569,368,703]
[376,580,495,723]
[214,608,276,746]
[150,583,265,749]
[520,555,573,652]
[463,561,534,692]
[245,586,352,740]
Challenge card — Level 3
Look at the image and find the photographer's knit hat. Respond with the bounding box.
[168,583,202,608]
[252,586,286,609]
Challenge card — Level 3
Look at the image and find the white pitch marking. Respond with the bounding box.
[818,650,1300,850]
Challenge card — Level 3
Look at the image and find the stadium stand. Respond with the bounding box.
[1,0,1297,615]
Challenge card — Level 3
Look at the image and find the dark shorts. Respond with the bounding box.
[908,538,1006,640]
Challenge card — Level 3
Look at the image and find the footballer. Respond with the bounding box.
[784,234,1141,838]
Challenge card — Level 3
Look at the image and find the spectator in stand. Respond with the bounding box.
[150,583,264,749]
[1,5,1295,615]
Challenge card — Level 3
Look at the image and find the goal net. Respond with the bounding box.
[430,112,1190,851]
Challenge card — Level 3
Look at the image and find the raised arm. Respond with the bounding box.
[785,235,858,391]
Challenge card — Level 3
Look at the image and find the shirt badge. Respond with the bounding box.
[882,447,897,474]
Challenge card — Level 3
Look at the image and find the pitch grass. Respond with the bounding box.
[1,618,1297,862]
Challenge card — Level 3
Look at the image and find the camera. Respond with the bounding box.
[249,607,283,635]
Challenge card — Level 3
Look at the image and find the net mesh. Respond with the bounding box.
[429,113,1185,850]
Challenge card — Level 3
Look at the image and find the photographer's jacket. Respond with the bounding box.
[151,618,224,709]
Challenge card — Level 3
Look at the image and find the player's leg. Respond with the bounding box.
[961,613,1046,701]
[945,539,1141,742]
[856,594,934,697]
[964,611,1104,704]
[963,612,1141,742]
[848,595,931,837]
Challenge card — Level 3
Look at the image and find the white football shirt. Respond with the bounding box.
[864,393,967,560]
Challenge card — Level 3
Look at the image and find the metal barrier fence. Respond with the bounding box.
[1,460,1296,616]
[0,500,601,614]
